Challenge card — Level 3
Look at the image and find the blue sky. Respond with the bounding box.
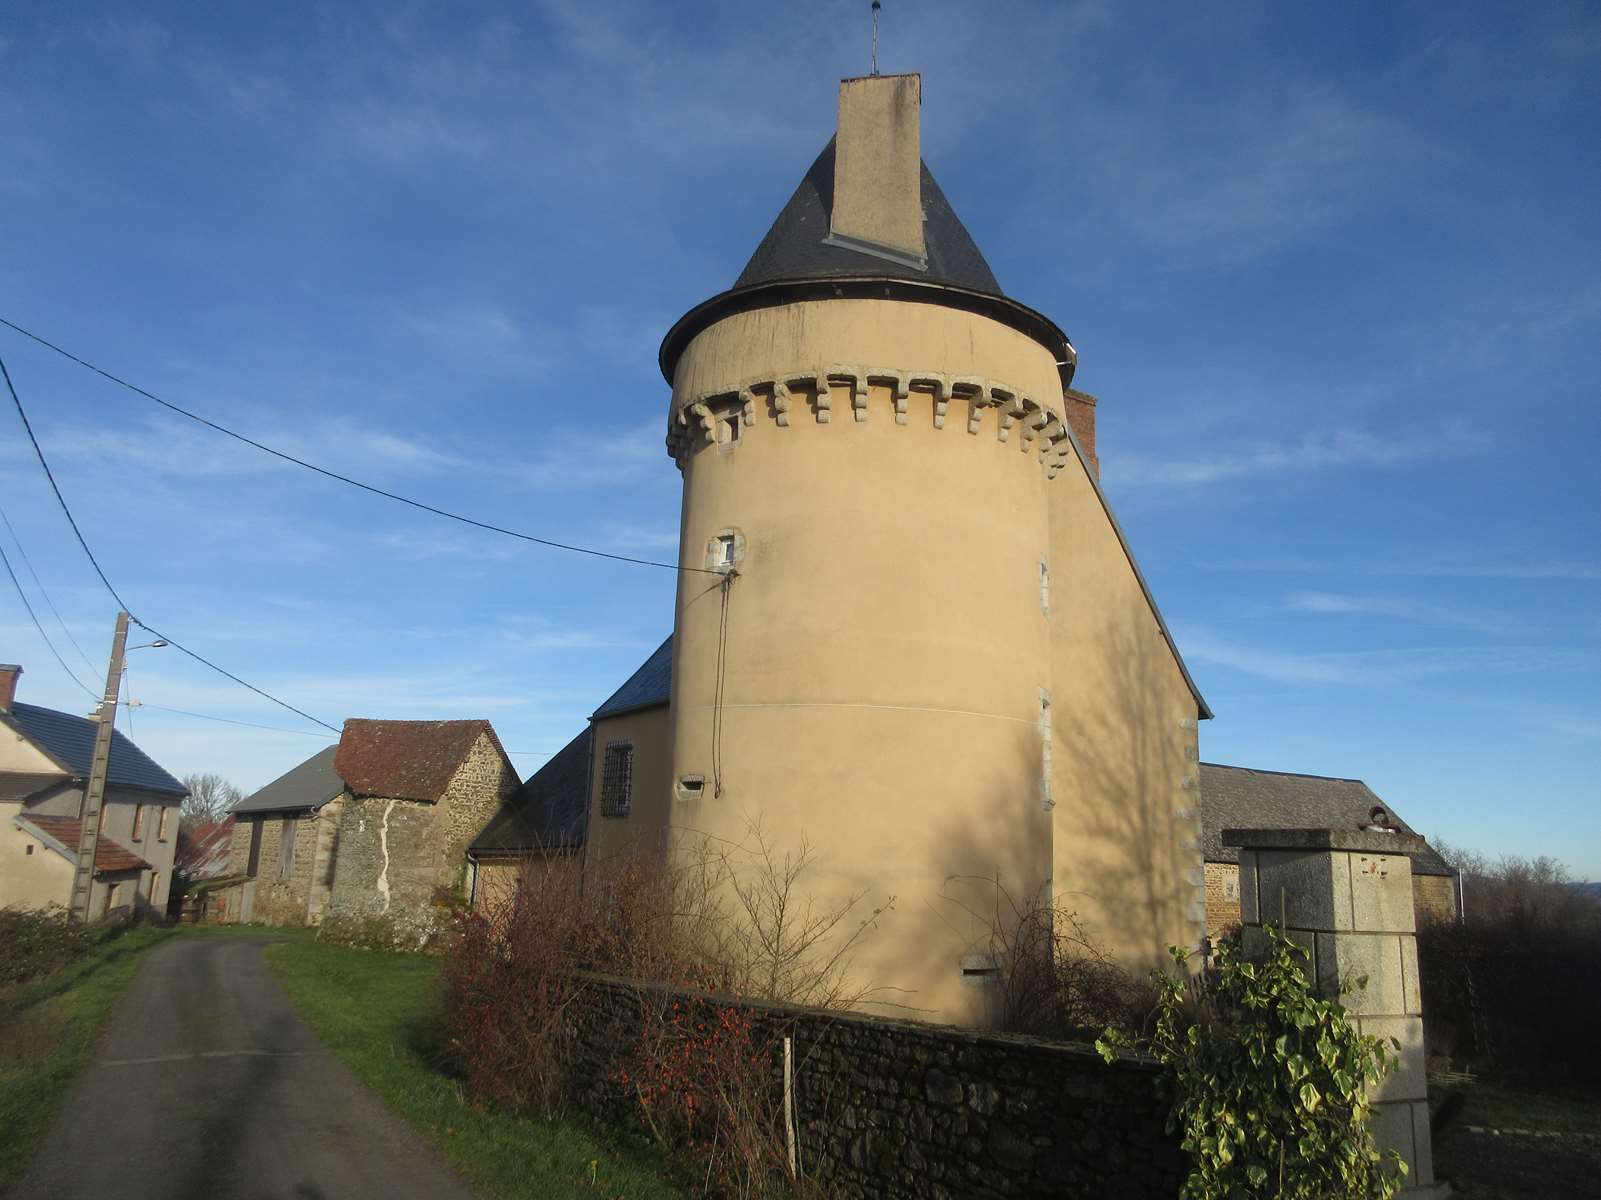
[1,2,1596,874]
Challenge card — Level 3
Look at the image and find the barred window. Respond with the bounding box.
[601,742,634,818]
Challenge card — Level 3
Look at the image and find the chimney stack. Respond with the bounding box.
[826,73,927,268]
[1063,389,1099,478]
[0,664,22,711]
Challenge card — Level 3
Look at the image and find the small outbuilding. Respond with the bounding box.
[1199,762,1459,933]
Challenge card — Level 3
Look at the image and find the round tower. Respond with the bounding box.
[661,74,1085,1023]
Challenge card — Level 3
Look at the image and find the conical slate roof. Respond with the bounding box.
[734,139,1002,296]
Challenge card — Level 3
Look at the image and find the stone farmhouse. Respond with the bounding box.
[1198,763,1460,933]
[473,73,1215,1027]
[222,718,516,926]
[0,664,186,917]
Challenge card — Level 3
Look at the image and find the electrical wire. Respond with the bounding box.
[0,501,99,673]
[711,570,735,799]
[1,347,339,733]
[0,538,98,699]
[0,316,719,576]
[118,699,557,759]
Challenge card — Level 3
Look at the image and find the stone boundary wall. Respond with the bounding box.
[568,975,1184,1199]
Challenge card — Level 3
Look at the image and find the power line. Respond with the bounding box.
[0,538,98,699]
[122,701,337,738]
[0,501,99,673]
[0,316,717,576]
[1,347,340,734]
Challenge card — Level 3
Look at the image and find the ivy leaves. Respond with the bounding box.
[1096,925,1407,1200]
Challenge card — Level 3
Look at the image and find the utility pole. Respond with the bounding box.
[69,611,128,922]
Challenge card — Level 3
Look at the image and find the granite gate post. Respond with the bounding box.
[1223,828,1443,1197]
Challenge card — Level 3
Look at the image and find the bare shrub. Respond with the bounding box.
[940,874,1155,1039]
[443,821,885,1196]
[1419,841,1601,1082]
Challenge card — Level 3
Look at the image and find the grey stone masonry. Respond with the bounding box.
[1225,828,1444,1197]
[569,974,1185,1199]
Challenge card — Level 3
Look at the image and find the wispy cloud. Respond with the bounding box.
[1111,424,1484,487]
[23,415,460,479]
[1179,628,1594,688]
[1285,592,1523,635]
[1214,556,1601,582]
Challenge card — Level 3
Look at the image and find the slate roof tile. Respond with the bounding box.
[1199,763,1455,877]
[5,702,186,796]
[470,727,591,856]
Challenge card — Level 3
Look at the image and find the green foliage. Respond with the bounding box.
[0,926,172,1188]
[265,938,681,1199]
[0,907,97,986]
[1097,926,1405,1199]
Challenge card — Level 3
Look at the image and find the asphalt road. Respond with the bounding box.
[11,935,479,1200]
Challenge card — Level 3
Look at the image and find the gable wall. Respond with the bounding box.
[0,723,66,773]
[1,800,72,909]
[330,733,515,918]
[584,707,672,869]
[1047,452,1206,976]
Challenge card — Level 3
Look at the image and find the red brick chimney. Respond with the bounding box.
[1063,389,1099,479]
[0,664,22,712]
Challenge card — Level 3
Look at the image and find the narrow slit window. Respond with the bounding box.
[677,774,705,802]
[131,805,145,840]
[601,742,634,818]
[717,536,737,567]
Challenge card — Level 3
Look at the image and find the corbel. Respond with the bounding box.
[951,376,988,434]
[827,366,868,422]
[990,387,1020,443]
[909,373,951,428]
[869,371,911,424]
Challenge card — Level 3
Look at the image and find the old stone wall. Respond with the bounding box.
[1413,874,1459,926]
[568,976,1184,1199]
[247,810,332,926]
[1204,862,1241,934]
[330,733,516,919]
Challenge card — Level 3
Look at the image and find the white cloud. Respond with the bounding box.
[1285,592,1521,635]
[1110,424,1484,487]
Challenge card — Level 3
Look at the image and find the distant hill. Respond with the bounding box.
[1576,881,1601,898]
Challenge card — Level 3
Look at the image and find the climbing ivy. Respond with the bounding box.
[1097,925,1406,1199]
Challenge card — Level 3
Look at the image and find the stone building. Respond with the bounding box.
[0,664,186,917]
[474,74,1213,1026]
[1199,762,1459,933]
[223,718,517,925]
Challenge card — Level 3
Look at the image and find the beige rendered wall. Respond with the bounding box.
[0,800,72,908]
[471,853,584,913]
[0,726,64,774]
[584,707,673,869]
[1047,447,1206,976]
[667,299,1063,1025]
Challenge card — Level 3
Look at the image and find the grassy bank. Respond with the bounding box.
[0,925,174,1189]
[265,938,680,1200]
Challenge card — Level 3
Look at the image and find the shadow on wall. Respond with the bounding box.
[870,612,1199,1023]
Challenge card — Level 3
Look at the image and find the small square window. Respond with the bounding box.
[719,411,742,444]
[717,536,736,566]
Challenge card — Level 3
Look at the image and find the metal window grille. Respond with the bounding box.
[601,742,634,818]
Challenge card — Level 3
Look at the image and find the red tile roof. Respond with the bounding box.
[21,815,150,873]
[334,719,506,803]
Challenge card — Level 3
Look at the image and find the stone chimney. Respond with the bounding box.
[1063,388,1099,478]
[0,664,22,711]
[826,73,927,268]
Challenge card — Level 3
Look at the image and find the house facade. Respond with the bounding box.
[224,719,518,925]
[1198,762,1460,932]
[0,664,186,917]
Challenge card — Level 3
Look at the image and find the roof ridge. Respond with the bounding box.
[1200,761,1366,785]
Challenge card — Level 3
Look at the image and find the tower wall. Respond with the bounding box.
[667,298,1066,1023]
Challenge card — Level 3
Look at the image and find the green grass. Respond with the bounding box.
[265,939,682,1200]
[0,925,175,1190]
